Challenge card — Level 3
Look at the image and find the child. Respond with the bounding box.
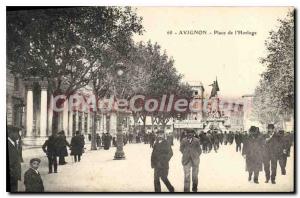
[24,158,44,192]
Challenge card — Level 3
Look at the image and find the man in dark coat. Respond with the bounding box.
[42,134,59,173]
[24,158,44,192]
[128,133,133,143]
[264,127,286,184]
[180,129,202,192]
[242,126,264,184]
[57,130,70,165]
[201,132,210,153]
[7,126,22,192]
[103,132,112,150]
[96,133,101,148]
[262,124,285,184]
[278,130,290,176]
[235,132,242,152]
[149,131,156,148]
[151,130,174,192]
[70,131,85,162]
[223,131,228,145]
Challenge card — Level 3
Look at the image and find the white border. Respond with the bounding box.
[1,1,298,198]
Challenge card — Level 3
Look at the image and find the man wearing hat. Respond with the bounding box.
[42,134,59,173]
[7,125,22,192]
[263,125,287,184]
[180,129,202,192]
[24,158,44,192]
[151,130,174,192]
[242,126,264,184]
[262,124,282,184]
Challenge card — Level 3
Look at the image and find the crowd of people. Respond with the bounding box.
[7,123,294,192]
[150,125,294,192]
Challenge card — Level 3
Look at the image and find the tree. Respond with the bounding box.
[252,10,294,128]
[7,7,144,134]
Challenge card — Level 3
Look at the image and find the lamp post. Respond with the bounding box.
[114,62,126,160]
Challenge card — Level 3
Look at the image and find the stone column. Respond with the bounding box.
[75,111,79,131]
[82,112,85,134]
[63,99,69,134]
[26,82,33,137]
[47,94,53,136]
[39,81,48,137]
[68,109,73,136]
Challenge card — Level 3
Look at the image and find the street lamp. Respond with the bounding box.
[114,62,126,160]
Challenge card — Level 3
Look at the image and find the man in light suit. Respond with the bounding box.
[180,129,202,192]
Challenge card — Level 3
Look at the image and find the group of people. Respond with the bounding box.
[8,123,294,192]
[151,129,202,192]
[94,132,130,150]
[242,124,293,184]
[8,126,45,192]
[150,124,294,192]
[42,130,85,175]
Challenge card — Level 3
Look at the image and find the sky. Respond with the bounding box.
[133,7,291,98]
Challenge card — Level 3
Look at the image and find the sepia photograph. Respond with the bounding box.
[6,6,295,193]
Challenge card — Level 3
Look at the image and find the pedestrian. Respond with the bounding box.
[149,131,156,148]
[207,132,213,152]
[128,133,133,143]
[262,124,281,184]
[103,132,112,150]
[7,125,22,192]
[201,132,210,153]
[278,130,289,176]
[96,133,101,148]
[70,131,85,162]
[144,133,149,144]
[235,132,242,152]
[42,134,59,174]
[223,131,228,145]
[57,130,70,165]
[24,158,44,192]
[112,136,117,147]
[242,126,264,184]
[180,129,202,192]
[151,130,174,192]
